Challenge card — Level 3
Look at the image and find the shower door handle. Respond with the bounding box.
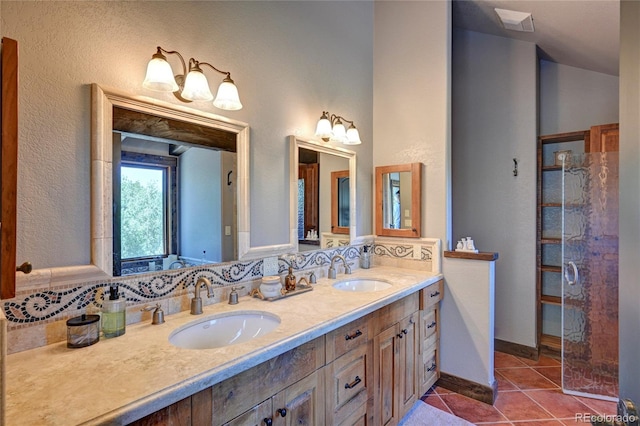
[565,261,579,286]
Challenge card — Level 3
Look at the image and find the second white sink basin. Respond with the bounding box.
[332,279,392,292]
[169,311,281,350]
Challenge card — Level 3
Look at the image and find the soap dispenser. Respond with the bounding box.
[284,266,297,292]
[102,285,126,338]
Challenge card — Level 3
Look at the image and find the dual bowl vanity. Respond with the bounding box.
[5,266,443,425]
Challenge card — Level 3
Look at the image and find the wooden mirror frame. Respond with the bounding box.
[375,162,422,238]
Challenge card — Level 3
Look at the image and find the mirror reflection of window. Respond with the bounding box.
[297,179,305,240]
[337,176,350,227]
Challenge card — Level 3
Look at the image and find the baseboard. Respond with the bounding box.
[436,372,497,405]
[495,339,538,360]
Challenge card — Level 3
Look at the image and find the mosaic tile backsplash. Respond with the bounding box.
[4,240,437,353]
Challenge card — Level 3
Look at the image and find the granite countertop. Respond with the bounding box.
[5,266,442,425]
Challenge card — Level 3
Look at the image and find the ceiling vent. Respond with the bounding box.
[494,8,535,32]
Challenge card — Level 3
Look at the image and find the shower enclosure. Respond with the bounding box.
[561,151,619,400]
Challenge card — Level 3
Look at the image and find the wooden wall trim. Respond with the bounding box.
[495,338,538,361]
[437,372,497,405]
[1,37,18,300]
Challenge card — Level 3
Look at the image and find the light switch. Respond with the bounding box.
[404,209,411,218]
[404,219,412,227]
[225,225,231,236]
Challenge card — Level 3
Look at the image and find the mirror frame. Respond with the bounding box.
[375,162,422,238]
[88,84,250,278]
[289,136,356,251]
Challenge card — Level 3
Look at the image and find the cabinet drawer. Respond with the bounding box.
[326,344,368,415]
[420,279,443,309]
[326,315,369,362]
[420,307,438,353]
[421,348,438,391]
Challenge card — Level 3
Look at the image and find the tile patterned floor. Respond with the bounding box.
[421,352,618,425]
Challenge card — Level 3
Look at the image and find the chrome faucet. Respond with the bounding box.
[328,254,352,279]
[191,277,215,315]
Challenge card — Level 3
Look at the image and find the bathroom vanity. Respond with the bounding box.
[4,267,442,426]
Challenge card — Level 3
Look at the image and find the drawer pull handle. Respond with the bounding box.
[397,333,404,339]
[277,408,287,417]
[430,290,440,298]
[427,363,437,372]
[263,418,273,426]
[345,376,362,389]
[345,329,363,341]
[427,321,437,329]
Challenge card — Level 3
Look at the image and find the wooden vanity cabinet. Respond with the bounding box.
[128,281,444,426]
[371,293,420,426]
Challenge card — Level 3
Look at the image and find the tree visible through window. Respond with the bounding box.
[121,166,165,259]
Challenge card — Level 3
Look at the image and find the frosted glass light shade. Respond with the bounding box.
[344,127,362,145]
[181,70,214,101]
[315,118,332,139]
[331,123,347,142]
[213,80,243,110]
[143,57,179,92]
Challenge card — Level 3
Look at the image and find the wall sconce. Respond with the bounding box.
[314,111,362,145]
[142,46,242,111]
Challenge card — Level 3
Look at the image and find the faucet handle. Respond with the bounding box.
[345,263,353,275]
[228,286,244,305]
[307,271,317,284]
[141,303,165,325]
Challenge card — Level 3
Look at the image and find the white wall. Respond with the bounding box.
[2,1,373,269]
[180,149,222,263]
[540,60,619,135]
[373,0,451,246]
[451,29,538,348]
[619,0,640,404]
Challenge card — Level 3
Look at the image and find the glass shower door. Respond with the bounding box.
[561,151,618,400]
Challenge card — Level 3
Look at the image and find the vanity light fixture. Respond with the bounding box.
[314,111,362,145]
[142,46,243,111]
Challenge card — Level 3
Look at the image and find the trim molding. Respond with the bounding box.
[495,338,538,360]
[437,372,497,405]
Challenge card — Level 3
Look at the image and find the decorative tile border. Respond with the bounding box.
[3,246,360,327]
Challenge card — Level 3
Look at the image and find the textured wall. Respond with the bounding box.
[540,60,619,135]
[452,29,538,348]
[373,0,451,246]
[1,1,374,269]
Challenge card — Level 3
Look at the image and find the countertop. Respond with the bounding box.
[5,267,442,425]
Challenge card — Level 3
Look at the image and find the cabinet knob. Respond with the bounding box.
[277,408,287,417]
[402,328,408,335]
[263,418,273,426]
[397,333,404,339]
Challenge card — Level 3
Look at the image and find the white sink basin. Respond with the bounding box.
[169,311,281,349]
[332,279,392,292]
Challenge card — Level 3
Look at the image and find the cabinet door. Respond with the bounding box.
[373,324,399,426]
[589,123,619,152]
[398,313,418,419]
[223,399,273,426]
[272,369,325,426]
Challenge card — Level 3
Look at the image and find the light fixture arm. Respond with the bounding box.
[315,110,362,145]
[330,114,355,127]
[156,46,188,79]
[193,60,233,81]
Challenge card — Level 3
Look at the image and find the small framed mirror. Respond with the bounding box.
[375,162,422,238]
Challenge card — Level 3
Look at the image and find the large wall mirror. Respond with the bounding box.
[375,162,422,238]
[91,84,250,278]
[289,136,356,252]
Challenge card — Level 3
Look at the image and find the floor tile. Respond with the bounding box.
[421,391,452,413]
[520,355,561,367]
[495,352,528,368]
[510,421,564,425]
[532,367,562,387]
[573,395,618,416]
[440,393,509,424]
[494,391,554,422]
[497,367,559,390]
[496,371,519,392]
[524,389,593,419]
[433,385,456,395]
